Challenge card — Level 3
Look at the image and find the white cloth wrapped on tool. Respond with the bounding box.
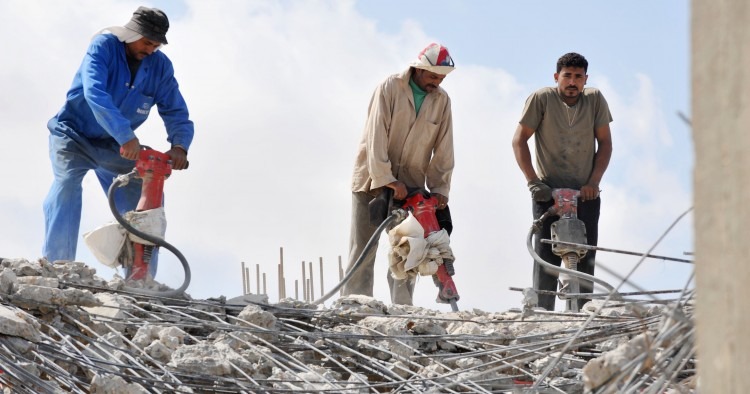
[387,213,454,281]
[83,222,127,268]
[123,207,167,245]
[82,207,166,268]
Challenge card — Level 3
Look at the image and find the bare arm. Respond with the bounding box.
[580,123,613,201]
[512,123,539,182]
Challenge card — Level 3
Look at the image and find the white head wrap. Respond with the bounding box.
[94,26,143,43]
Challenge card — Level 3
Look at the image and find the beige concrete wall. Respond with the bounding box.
[694,0,750,390]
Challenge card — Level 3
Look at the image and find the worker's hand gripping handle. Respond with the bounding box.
[368,188,393,227]
[120,144,189,170]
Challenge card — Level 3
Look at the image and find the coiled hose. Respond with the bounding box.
[527,210,618,297]
[108,171,191,298]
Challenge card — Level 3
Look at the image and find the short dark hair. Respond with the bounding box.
[556,53,588,73]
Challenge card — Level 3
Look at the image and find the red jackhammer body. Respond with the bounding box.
[129,148,172,280]
[400,192,460,311]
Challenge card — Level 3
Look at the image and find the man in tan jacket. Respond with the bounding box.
[343,43,456,305]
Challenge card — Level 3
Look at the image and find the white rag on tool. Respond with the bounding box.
[82,207,166,268]
[83,222,127,268]
[124,207,167,245]
[387,214,454,280]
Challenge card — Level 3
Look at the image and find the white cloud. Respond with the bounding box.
[0,0,693,312]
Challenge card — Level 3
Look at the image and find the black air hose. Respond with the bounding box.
[313,209,407,305]
[526,219,617,296]
[108,171,191,298]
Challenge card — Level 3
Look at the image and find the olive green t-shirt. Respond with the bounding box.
[519,87,613,189]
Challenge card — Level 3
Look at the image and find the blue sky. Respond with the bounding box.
[357,0,693,180]
[0,0,692,312]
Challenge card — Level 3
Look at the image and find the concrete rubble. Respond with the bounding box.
[0,257,696,393]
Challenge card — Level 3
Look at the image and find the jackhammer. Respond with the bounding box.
[399,190,460,311]
[314,189,460,311]
[105,147,191,298]
[527,188,616,312]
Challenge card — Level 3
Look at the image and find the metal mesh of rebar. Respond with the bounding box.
[0,208,695,393]
[0,280,695,394]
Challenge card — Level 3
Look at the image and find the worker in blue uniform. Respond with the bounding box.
[43,6,194,279]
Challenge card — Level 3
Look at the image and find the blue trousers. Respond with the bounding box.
[43,122,159,278]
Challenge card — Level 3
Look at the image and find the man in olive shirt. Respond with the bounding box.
[512,52,613,311]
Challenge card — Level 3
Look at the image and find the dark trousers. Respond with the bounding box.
[532,197,600,311]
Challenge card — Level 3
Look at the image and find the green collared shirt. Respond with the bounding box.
[409,77,428,114]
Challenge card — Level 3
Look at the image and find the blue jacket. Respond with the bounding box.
[50,33,194,150]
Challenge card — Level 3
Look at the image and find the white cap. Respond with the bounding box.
[410,43,455,75]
